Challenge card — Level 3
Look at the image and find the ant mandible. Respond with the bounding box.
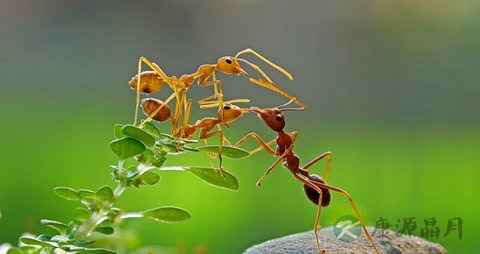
[129,49,302,134]
[235,102,380,254]
[141,97,249,176]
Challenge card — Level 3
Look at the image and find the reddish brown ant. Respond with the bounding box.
[235,101,380,254]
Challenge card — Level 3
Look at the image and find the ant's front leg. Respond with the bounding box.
[234,132,276,156]
[199,126,226,177]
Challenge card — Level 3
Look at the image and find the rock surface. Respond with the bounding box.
[243,227,447,254]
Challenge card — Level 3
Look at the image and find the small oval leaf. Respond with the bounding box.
[77,248,116,254]
[114,124,125,139]
[138,171,160,185]
[54,187,80,201]
[96,186,113,201]
[41,219,68,234]
[19,237,50,247]
[142,122,161,137]
[74,208,91,222]
[7,247,22,254]
[188,167,239,191]
[121,125,155,147]
[94,227,114,235]
[143,207,191,223]
[78,189,96,202]
[197,145,249,159]
[110,138,146,160]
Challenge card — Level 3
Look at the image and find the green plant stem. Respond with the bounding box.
[75,164,127,240]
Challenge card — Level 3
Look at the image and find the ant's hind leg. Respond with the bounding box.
[302,151,333,182]
[293,173,327,253]
[301,179,381,254]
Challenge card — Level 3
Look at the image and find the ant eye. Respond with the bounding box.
[275,115,283,121]
[223,105,231,110]
[225,59,232,64]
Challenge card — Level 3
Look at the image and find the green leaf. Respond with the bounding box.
[143,207,191,223]
[110,138,146,160]
[53,187,80,201]
[19,237,51,247]
[41,219,68,234]
[6,248,22,254]
[197,145,249,159]
[121,125,155,147]
[160,166,239,190]
[77,248,116,254]
[94,227,114,235]
[78,189,96,202]
[159,133,198,143]
[74,208,90,222]
[37,234,52,241]
[142,122,161,137]
[114,124,125,139]
[188,167,239,190]
[96,186,113,201]
[138,171,160,185]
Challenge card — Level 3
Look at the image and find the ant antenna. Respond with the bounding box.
[276,99,294,108]
[276,100,306,112]
[235,48,293,80]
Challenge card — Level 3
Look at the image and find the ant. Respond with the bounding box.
[130,49,302,134]
[235,102,380,254]
[141,97,249,176]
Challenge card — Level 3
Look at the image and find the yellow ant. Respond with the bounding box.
[141,97,249,176]
[129,49,304,134]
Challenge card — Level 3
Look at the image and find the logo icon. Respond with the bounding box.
[333,215,362,243]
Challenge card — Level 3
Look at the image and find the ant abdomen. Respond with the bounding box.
[130,71,164,94]
[304,174,331,207]
[141,98,171,122]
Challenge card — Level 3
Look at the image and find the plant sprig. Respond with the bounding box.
[7,122,249,254]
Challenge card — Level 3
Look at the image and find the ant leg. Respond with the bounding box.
[199,99,250,109]
[200,128,225,177]
[292,173,327,253]
[298,176,381,254]
[203,139,217,170]
[235,48,293,80]
[256,145,294,186]
[172,88,184,134]
[210,72,230,128]
[139,92,177,127]
[302,151,333,182]
[234,132,276,156]
[249,78,307,109]
[135,57,179,126]
[182,99,193,131]
[218,125,232,146]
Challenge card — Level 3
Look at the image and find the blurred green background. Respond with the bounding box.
[0,0,479,253]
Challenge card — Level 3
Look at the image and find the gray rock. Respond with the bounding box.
[243,227,447,254]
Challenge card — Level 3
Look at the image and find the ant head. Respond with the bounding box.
[216,56,248,76]
[217,104,244,124]
[250,107,285,132]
